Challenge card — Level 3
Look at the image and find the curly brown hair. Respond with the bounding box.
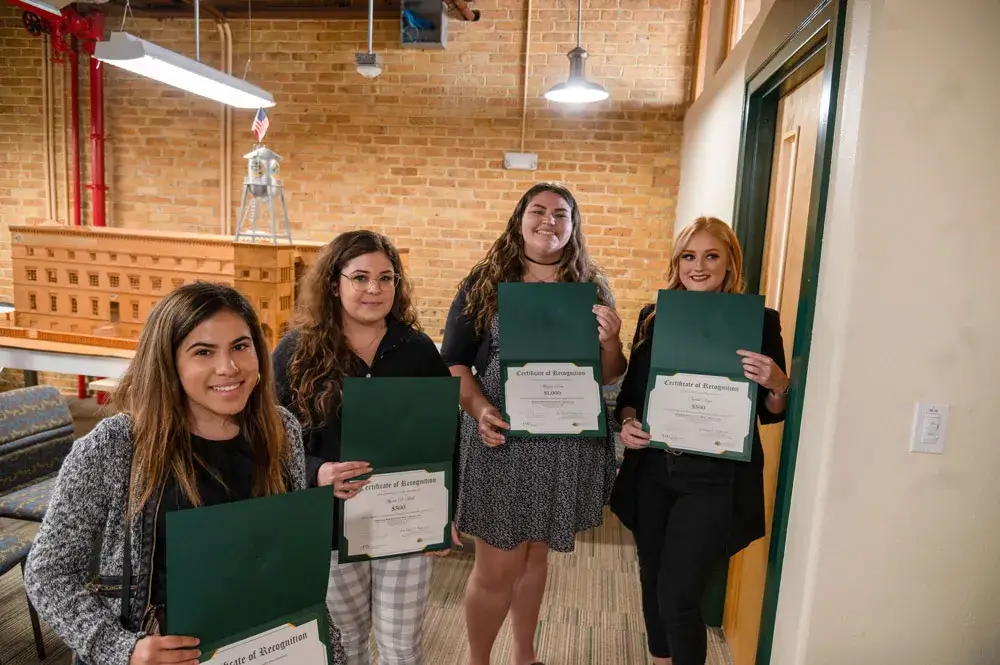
[287,230,418,427]
[462,182,613,334]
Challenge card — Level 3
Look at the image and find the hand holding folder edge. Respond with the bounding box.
[640,289,765,461]
[338,376,461,561]
[165,485,335,661]
[497,282,607,437]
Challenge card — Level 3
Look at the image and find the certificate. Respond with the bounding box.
[166,487,335,663]
[342,467,450,559]
[340,376,460,563]
[641,290,765,462]
[498,282,607,437]
[645,373,754,455]
[203,619,327,665]
[504,362,602,434]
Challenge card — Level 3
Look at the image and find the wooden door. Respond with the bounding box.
[722,67,824,665]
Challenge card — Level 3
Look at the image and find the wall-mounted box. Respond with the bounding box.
[402,0,447,49]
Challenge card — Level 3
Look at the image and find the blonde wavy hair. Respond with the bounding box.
[638,216,745,344]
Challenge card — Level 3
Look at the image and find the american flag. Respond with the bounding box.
[251,108,270,142]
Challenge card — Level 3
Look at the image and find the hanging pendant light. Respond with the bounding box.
[544,0,609,104]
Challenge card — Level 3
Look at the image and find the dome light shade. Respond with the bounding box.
[544,47,609,103]
[544,2,608,106]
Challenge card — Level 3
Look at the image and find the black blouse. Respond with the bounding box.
[440,284,490,373]
[150,433,255,609]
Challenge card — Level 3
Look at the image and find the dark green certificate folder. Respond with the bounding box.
[339,376,460,563]
[165,485,334,662]
[642,290,764,462]
[497,282,606,437]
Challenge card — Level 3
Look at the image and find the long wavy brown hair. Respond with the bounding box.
[113,282,290,518]
[637,216,745,345]
[462,182,613,334]
[287,230,418,427]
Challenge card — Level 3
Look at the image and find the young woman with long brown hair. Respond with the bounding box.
[611,217,790,665]
[273,229,458,665]
[23,282,345,665]
[441,182,628,665]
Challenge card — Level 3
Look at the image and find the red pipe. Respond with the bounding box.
[70,41,87,399]
[82,15,106,227]
[69,43,81,228]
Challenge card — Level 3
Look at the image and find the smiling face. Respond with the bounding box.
[338,251,397,326]
[678,230,730,292]
[520,190,573,261]
[175,308,259,426]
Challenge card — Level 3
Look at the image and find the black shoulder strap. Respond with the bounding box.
[120,480,132,625]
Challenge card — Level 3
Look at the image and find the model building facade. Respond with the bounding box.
[6,225,339,347]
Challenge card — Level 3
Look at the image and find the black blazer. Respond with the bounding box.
[609,303,788,555]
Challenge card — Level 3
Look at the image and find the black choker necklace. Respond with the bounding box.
[525,255,561,266]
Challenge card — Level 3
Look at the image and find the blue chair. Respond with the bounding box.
[0,534,45,661]
[0,385,74,523]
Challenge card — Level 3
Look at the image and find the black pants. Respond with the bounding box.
[632,451,734,664]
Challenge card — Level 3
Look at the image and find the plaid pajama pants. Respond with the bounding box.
[326,551,432,665]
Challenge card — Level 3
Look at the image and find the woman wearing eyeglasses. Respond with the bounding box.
[273,230,460,665]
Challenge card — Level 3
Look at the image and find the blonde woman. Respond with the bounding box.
[610,217,790,665]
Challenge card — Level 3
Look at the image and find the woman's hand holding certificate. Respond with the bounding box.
[318,460,372,499]
[129,635,201,665]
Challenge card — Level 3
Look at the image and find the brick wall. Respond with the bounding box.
[1,1,697,392]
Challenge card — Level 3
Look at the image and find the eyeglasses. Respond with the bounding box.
[340,273,400,292]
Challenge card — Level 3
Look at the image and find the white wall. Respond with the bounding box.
[771,1,1000,663]
[674,1,774,230]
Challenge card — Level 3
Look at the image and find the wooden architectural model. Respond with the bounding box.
[3,224,374,349]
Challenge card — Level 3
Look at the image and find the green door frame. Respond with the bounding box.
[729,1,849,664]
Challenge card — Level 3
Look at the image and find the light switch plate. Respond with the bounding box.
[909,402,949,454]
[503,152,539,171]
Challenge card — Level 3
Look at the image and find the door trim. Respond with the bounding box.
[729,2,849,664]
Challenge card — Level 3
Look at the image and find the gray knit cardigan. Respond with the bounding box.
[24,408,346,665]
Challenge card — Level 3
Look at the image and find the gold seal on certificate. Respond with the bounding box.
[204,619,328,665]
[504,362,602,434]
[646,373,753,455]
[343,468,450,559]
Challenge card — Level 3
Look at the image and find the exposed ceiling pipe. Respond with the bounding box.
[446,0,479,22]
[519,0,531,153]
[42,32,54,222]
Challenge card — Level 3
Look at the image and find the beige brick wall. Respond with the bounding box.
[2,1,696,392]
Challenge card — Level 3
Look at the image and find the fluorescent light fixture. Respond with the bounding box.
[94,32,275,109]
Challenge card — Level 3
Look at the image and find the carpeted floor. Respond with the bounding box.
[0,397,734,665]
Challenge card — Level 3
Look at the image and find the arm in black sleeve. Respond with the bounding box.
[757,308,789,425]
[440,284,479,368]
[615,304,655,422]
[272,331,326,486]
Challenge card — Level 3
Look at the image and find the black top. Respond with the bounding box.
[272,317,458,547]
[611,303,787,555]
[440,284,491,373]
[150,433,255,609]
